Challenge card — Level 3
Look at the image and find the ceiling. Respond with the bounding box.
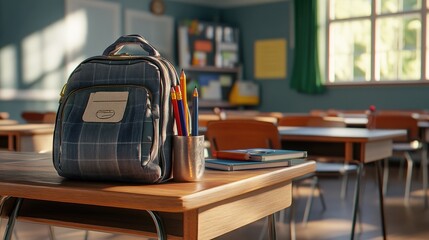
[168,0,288,8]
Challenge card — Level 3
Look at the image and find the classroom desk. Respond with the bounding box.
[0,120,18,126]
[0,152,315,240]
[0,124,54,152]
[278,127,406,240]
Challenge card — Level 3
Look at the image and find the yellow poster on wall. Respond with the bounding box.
[254,38,287,79]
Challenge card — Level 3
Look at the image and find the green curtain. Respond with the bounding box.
[290,0,326,94]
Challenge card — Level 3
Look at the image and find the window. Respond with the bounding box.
[321,0,428,85]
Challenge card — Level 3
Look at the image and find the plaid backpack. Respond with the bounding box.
[53,35,177,183]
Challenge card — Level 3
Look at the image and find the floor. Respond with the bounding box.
[3,162,429,240]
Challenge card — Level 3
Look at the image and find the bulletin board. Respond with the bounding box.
[254,38,287,80]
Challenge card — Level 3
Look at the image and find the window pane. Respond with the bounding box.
[377,0,421,14]
[330,0,371,19]
[329,20,371,82]
[375,15,421,80]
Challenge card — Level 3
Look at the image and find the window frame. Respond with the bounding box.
[323,0,429,86]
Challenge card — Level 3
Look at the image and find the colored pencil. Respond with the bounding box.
[171,87,183,136]
[180,69,190,133]
[175,86,188,136]
[192,87,199,136]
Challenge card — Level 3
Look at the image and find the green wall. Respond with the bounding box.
[1,0,429,122]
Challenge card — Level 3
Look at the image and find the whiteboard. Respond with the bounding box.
[125,10,174,62]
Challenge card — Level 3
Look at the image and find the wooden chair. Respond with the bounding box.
[369,113,423,204]
[206,119,322,239]
[21,111,56,124]
[223,111,279,125]
[278,115,323,127]
[278,115,347,128]
[206,119,281,155]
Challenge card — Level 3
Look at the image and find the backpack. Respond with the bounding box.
[53,35,177,183]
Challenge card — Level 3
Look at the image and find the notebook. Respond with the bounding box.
[205,158,290,171]
[215,148,307,162]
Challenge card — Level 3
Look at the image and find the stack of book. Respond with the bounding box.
[205,148,307,171]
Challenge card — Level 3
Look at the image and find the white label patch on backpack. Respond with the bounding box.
[82,91,129,123]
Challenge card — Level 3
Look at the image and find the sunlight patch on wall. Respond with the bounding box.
[65,10,88,59]
[0,44,18,88]
[1,9,88,101]
[42,20,67,73]
[16,8,88,99]
[21,19,66,85]
[22,32,43,84]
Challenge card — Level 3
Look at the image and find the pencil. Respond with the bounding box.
[192,87,199,136]
[180,69,190,134]
[171,87,183,136]
[175,86,188,136]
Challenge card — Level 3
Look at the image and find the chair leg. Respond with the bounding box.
[315,178,326,211]
[302,176,317,225]
[268,214,277,240]
[84,230,89,240]
[383,158,389,195]
[404,152,414,205]
[351,163,363,240]
[48,226,55,240]
[340,173,349,199]
[289,203,296,240]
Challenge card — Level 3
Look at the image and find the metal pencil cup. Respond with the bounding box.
[173,135,205,182]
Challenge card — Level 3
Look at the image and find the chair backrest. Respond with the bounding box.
[369,113,419,142]
[278,115,346,128]
[21,111,56,123]
[223,111,279,125]
[198,113,221,128]
[307,116,347,128]
[278,115,323,127]
[206,119,281,156]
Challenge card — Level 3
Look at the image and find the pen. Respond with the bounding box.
[180,69,190,133]
[175,86,188,136]
[191,87,199,136]
[171,87,183,136]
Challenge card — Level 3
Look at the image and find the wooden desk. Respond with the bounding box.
[0,120,18,126]
[278,127,406,240]
[0,152,315,240]
[0,124,54,152]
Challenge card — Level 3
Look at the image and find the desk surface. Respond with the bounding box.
[279,126,406,142]
[0,124,54,134]
[0,152,315,239]
[0,152,315,213]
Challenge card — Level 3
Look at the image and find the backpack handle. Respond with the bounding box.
[103,34,160,57]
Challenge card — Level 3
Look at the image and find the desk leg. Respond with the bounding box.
[268,213,277,240]
[350,163,362,240]
[376,161,387,240]
[3,198,22,240]
[421,143,428,208]
[0,196,10,229]
[146,210,167,240]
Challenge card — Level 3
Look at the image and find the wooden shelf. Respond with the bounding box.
[183,66,241,74]
[199,100,237,109]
